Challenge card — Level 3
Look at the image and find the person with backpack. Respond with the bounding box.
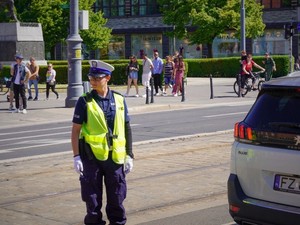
[262,52,276,81]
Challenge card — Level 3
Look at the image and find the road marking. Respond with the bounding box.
[0,131,71,142]
[203,112,247,118]
[0,139,70,153]
[0,125,71,136]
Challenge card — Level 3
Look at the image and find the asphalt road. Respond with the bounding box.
[0,104,252,162]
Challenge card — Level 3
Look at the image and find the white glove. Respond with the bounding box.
[73,155,83,175]
[124,155,133,174]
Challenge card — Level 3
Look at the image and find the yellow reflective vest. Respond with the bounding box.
[80,92,126,164]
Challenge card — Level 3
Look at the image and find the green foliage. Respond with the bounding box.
[17,0,69,53]
[157,0,265,58]
[184,55,290,77]
[80,11,112,51]
[2,57,289,84]
[13,0,111,56]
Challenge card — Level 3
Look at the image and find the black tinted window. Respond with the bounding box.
[244,90,300,134]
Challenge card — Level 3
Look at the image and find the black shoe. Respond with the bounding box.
[33,97,38,101]
[56,95,59,99]
[28,96,33,100]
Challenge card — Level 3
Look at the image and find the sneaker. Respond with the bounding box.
[8,105,14,111]
[168,84,173,88]
[22,109,27,114]
[173,93,178,97]
[142,94,147,98]
[33,97,38,101]
[56,95,59,99]
[162,92,167,96]
[135,94,139,97]
[12,109,20,113]
[28,96,33,101]
[124,93,128,97]
[155,93,161,96]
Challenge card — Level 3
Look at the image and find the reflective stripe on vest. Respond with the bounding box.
[81,93,126,164]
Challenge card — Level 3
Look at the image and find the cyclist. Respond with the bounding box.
[241,54,265,95]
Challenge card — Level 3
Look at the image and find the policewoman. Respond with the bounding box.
[71,60,134,225]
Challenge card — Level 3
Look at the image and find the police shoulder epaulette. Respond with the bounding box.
[112,90,123,97]
[83,92,93,102]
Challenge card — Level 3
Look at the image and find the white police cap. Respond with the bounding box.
[88,60,115,77]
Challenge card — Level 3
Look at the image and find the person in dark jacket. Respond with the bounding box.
[71,60,134,225]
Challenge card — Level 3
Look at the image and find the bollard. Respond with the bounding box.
[209,74,214,99]
[145,86,149,104]
[237,74,241,97]
[181,76,185,102]
[150,77,154,103]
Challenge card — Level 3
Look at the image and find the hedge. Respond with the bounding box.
[0,56,291,84]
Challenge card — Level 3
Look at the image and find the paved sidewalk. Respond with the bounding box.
[0,78,257,128]
[0,131,233,225]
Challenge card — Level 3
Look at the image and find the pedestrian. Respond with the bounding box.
[141,53,153,98]
[152,51,164,96]
[173,55,185,96]
[124,55,139,97]
[11,53,31,114]
[45,63,59,100]
[71,60,134,225]
[163,55,174,96]
[262,52,276,81]
[27,57,39,101]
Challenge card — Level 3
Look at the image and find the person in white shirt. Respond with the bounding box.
[141,53,153,97]
[46,63,59,100]
[11,54,31,114]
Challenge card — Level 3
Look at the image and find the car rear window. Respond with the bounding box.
[244,90,300,134]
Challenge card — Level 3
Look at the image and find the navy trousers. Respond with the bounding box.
[80,153,127,225]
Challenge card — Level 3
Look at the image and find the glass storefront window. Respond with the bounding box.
[252,29,289,55]
[169,38,202,58]
[101,35,125,59]
[212,32,240,57]
[131,34,162,58]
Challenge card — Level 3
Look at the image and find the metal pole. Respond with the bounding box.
[65,0,83,108]
[173,25,176,54]
[241,0,246,51]
[210,74,214,99]
[290,35,293,73]
[145,86,149,104]
[181,77,185,102]
[150,77,154,103]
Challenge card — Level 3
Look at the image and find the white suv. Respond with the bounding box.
[228,73,300,225]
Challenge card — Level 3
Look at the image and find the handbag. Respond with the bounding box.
[5,80,11,88]
[49,80,55,86]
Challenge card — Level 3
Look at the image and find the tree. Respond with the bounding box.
[16,0,69,58]
[79,1,111,52]
[13,0,111,59]
[158,0,265,58]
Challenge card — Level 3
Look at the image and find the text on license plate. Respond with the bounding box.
[274,174,300,194]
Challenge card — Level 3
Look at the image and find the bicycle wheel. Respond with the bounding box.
[258,80,264,91]
[233,81,239,95]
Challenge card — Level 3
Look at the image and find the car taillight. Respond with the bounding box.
[234,122,256,141]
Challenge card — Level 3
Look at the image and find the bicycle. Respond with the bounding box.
[233,71,265,97]
[0,77,11,101]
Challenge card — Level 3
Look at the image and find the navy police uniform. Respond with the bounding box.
[73,88,132,225]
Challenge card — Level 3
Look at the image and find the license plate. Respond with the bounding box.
[274,174,300,194]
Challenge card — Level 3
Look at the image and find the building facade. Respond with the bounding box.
[55,0,300,60]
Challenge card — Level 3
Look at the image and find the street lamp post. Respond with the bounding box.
[241,0,246,51]
[65,0,83,108]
